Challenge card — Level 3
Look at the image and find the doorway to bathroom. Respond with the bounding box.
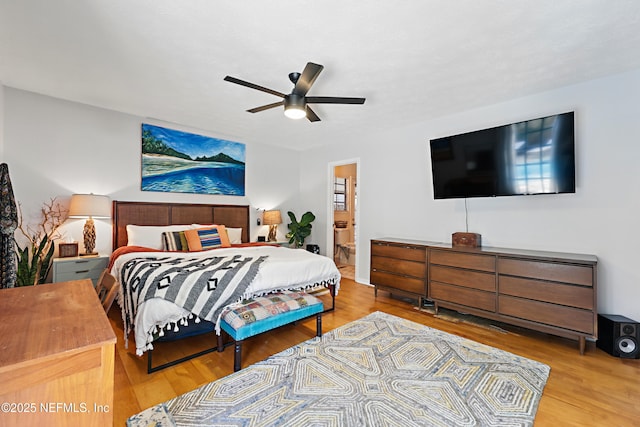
[330,161,358,281]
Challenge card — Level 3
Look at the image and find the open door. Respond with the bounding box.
[330,161,358,281]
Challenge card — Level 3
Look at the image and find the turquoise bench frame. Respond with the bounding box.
[217,295,324,371]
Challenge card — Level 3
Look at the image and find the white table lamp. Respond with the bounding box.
[68,193,110,256]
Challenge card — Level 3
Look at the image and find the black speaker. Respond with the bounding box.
[596,314,640,359]
[306,244,320,254]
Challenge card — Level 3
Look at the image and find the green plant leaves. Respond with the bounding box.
[39,236,55,284]
[14,234,55,286]
[300,211,316,226]
[286,211,315,248]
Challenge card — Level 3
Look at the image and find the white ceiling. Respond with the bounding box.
[1,1,640,151]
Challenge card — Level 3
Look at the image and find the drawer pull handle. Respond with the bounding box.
[75,270,90,274]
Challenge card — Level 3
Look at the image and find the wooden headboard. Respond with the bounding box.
[112,201,250,250]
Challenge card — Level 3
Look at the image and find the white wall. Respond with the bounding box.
[5,69,640,320]
[3,88,301,255]
[301,68,640,321]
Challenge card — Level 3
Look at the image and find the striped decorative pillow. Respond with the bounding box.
[162,231,188,251]
[184,226,231,251]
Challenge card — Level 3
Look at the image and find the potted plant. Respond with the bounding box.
[15,198,68,286]
[285,211,315,248]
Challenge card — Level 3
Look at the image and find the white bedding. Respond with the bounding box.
[111,245,341,355]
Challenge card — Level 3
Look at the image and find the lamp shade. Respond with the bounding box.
[262,210,282,225]
[68,194,111,218]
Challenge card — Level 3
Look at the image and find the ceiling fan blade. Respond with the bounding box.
[306,106,321,122]
[293,62,324,96]
[247,101,284,113]
[306,96,366,104]
[224,76,285,98]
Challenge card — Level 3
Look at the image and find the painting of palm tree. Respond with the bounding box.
[141,124,245,195]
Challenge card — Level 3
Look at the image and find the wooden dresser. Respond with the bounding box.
[371,238,598,354]
[0,280,116,427]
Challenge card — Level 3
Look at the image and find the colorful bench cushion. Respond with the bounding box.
[220,291,323,341]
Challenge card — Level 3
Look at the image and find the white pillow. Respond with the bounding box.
[226,228,243,244]
[126,224,193,249]
[192,224,243,244]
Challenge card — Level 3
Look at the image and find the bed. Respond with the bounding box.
[109,201,341,371]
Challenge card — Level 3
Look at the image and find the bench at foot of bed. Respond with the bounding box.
[217,291,324,372]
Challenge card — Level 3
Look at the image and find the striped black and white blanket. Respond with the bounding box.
[119,253,268,352]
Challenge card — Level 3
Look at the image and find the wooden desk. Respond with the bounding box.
[0,280,116,427]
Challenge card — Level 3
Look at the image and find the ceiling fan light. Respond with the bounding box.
[284,105,306,119]
[284,94,307,119]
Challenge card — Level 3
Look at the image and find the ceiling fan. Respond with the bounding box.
[224,62,365,122]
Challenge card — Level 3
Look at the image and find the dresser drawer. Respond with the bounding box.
[371,242,426,262]
[430,282,495,312]
[498,295,594,334]
[54,270,104,285]
[54,257,107,273]
[371,271,425,295]
[498,258,593,286]
[429,250,495,272]
[372,255,425,278]
[430,265,495,292]
[499,276,593,310]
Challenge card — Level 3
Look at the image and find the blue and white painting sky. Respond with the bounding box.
[143,123,245,161]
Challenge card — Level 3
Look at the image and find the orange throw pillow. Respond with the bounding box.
[184,226,231,251]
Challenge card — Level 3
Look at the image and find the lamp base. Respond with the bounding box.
[83,217,97,255]
[267,225,278,242]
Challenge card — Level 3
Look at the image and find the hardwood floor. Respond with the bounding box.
[109,278,640,426]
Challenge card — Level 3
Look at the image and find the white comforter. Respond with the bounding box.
[111,245,341,355]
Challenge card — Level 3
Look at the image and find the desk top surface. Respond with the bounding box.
[0,280,116,370]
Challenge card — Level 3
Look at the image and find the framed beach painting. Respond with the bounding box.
[141,124,245,196]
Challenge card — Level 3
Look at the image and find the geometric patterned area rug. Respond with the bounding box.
[127,311,550,427]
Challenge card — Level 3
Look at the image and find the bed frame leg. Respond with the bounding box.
[147,341,220,374]
[323,283,336,313]
[217,333,224,352]
[316,313,322,337]
[233,340,243,372]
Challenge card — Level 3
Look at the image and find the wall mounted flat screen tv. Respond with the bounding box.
[429,112,575,199]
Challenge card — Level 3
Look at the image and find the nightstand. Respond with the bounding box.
[52,255,109,286]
